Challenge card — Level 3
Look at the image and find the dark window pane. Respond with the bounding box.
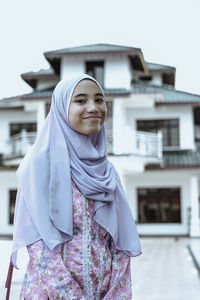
[10,123,37,136]
[85,61,104,87]
[45,102,51,116]
[137,188,181,223]
[106,101,112,119]
[9,190,17,224]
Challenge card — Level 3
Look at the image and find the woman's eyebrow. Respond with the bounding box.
[73,93,104,98]
[73,93,87,98]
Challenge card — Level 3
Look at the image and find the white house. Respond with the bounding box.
[0,43,200,238]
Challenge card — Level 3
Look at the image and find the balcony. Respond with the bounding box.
[107,128,163,173]
[107,128,162,159]
[5,130,36,159]
[3,128,162,170]
[133,130,163,159]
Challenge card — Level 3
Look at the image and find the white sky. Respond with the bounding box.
[0,0,200,99]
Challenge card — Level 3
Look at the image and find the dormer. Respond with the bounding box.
[44,43,148,90]
[139,62,176,87]
[21,68,60,91]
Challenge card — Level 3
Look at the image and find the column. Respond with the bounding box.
[190,175,200,237]
[37,101,46,134]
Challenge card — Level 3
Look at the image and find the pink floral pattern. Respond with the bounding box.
[20,181,132,299]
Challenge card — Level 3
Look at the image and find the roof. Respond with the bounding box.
[133,82,200,105]
[0,98,24,110]
[2,81,200,105]
[1,87,132,102]
[21,68,55,77]
[21,68,59,89]
[146,150,200,170]
[146,62,176,72]
[44,43,147,74]
[44,43,142,57]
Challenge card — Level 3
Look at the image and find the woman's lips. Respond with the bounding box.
[84,116,101,120]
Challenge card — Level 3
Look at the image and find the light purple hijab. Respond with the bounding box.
[11,74,142,268]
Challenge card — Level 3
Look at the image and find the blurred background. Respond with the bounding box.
[0,0,200,299]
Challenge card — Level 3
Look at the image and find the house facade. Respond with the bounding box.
[0,43,200,238]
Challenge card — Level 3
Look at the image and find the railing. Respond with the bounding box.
[6,129,162,160]
[106,129,163,159]
[7,130,37,157]
[106,129,113,154]
[134,130,163,159]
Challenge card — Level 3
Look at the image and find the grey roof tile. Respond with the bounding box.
[1,87,131,102]
[164,151,200,167]
[146,150,200,169]
[133,82,200,104]
[147,62,175,71]
[3,81,200,105]
[44,43,141,57]
[21,68,55,78]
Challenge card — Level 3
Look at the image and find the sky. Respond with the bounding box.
[0,0,200,99]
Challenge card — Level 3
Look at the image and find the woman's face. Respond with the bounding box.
[68,79,107,135]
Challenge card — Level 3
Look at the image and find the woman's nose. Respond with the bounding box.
[86,100,98,112]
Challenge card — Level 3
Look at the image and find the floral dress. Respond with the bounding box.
[20,181,132,300]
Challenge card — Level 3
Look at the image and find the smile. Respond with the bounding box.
[84,116,102,120]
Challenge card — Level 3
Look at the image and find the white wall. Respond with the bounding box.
[36,77,59,91]
[61,53,132,89]
[0,170,17,235]
[125,170,191,235]
[104,54,132,89]
[150,74,162,86]
[61,56,84,80]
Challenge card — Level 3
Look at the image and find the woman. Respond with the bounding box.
[8,74,142,299]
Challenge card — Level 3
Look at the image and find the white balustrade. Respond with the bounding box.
[7,129,162,160]
[106,129,162,159]
[7,130,36,157]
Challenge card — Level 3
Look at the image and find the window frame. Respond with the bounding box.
[85,60,104,87]
[8,189,17,225]
[137,187,181,224]
[10,122,37,137]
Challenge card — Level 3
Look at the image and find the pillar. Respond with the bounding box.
[190,176,200,237]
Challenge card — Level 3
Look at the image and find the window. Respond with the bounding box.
[139,76,152,82]
[137,188,181,223]
[10,123,37,136]
[137,119,179,147]
[162,73,175,86]
[105,101,113,154]
[9,190,17,225]
[45,102,51,116]
[85,61,104,87]
[194,107,200,144]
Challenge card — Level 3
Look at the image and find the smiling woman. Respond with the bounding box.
[6,74,141,300]
[69,79,107,135]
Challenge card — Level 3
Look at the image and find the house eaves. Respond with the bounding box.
[146,62,176,73]
[1,87,132,103]
[146,150,200,170]
[21,68,59,88]
[44,43,148,75]
[133,82,200,105]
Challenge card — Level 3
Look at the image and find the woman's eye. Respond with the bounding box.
[96,98,104,103]
[76,99,85,104]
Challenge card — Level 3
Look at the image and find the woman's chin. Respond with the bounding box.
[83,126,101,135]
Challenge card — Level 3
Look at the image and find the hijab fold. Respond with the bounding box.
[11,74,141,268]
